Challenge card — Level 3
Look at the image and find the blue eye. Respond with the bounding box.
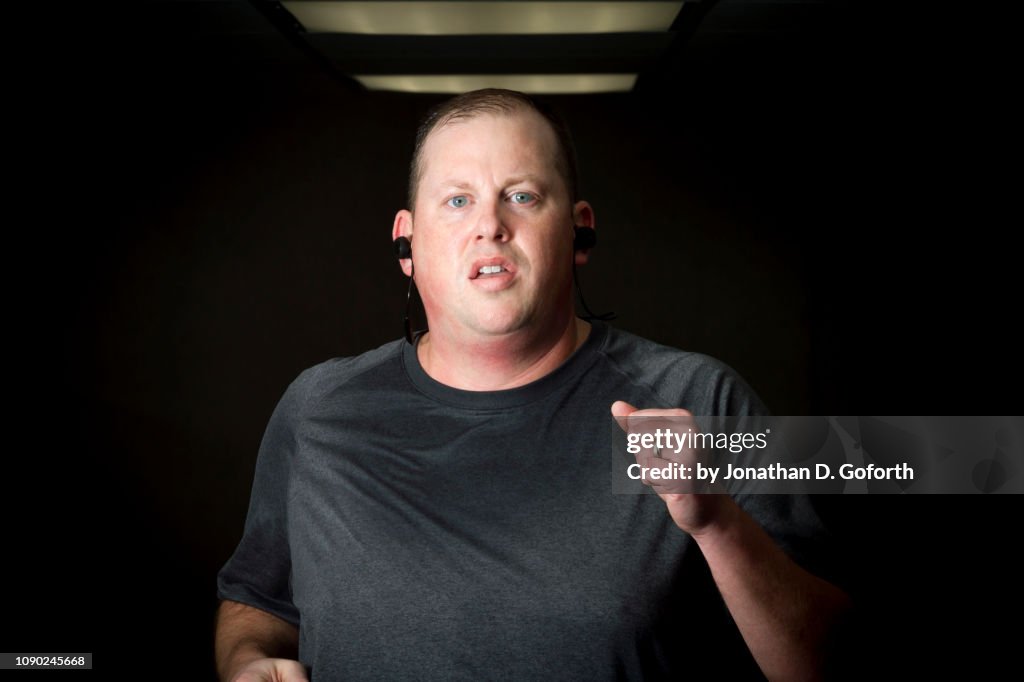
[447,195,468,208]
[511,192,534,204]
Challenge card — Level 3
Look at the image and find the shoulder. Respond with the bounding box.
[596,324,769,416]
[279,338,406,415]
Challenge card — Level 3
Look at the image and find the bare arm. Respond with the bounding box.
[692,497,850,681]
[215,600,307,682]
[612,402,850,680]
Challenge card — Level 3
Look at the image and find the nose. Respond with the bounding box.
[474,201,509,244]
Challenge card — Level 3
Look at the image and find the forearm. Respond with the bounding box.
[215,600,300,681]
[693,499,851,681]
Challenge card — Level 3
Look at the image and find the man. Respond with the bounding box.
[215,89,850,681]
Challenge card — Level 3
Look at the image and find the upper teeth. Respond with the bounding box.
[478,265,504,274]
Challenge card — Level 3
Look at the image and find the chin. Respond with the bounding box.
[466,306,536,336]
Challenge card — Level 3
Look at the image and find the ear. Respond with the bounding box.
[572,201,596,266]
[392,209,414,277]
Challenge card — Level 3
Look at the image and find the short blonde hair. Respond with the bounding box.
[407,88,580,209]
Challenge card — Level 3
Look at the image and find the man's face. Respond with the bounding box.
[403,110,579,341]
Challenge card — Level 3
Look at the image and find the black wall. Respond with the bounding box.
[6,2,1017,678]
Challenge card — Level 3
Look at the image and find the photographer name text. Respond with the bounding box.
[627,462,914,483]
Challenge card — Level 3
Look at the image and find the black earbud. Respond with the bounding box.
[573,226,596,251]
[569,224,615,322]
[393,236,417,343]
[394,236,412,259]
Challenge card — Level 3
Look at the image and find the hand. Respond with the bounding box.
[611,401,736,536]
[228,658,309,682]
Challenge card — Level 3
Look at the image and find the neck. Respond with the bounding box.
[417,316,591,391]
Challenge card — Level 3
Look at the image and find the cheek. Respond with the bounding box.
[415,243,464,292]
[536,235,574,272]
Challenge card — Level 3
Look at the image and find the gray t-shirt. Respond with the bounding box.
[218,321,831,680]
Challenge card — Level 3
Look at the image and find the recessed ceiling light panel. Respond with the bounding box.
[285,2,684,35]
[354,73,638,93]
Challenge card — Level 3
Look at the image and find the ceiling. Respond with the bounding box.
[120,0,848,94]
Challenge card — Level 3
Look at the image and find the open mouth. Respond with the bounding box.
[469,258,516,280]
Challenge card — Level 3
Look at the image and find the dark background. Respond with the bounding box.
[5,1,1017,678]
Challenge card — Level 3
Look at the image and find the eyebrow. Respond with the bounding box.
[435,175,549,191]
[437,181,474,191]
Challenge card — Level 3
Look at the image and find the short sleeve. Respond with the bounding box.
[216,366,319,626]
[698,358,847,592]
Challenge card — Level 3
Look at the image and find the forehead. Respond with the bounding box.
[418,109,560,182]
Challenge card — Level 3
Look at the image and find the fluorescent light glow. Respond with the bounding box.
[284,2,684,35]
[353,73,637,93]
